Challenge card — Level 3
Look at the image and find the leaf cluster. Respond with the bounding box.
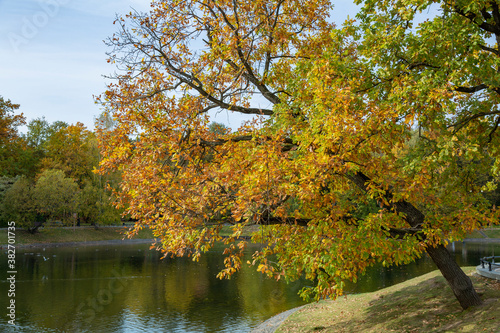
[97,0,500,301]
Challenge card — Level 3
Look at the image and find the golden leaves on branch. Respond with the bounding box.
[97,0,500,303]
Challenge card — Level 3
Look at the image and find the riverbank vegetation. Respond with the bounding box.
[0,224,261,246]
[277,268,500,333]
[467,228,500,239]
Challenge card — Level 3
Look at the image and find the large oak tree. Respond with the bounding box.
[97,0,500,309]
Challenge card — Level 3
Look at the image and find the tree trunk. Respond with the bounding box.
[347,171,483,310]
[425,244,482,309]
[28,221,44,234]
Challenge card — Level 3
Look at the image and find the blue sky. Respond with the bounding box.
[1,0,359,132]
[1,0,151,131]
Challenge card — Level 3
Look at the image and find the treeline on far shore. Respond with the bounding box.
[1,96,122,232]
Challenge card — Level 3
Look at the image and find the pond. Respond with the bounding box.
[1,241,499,332]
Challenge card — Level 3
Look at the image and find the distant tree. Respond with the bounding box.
[95,111,117,132]
[77,180,121,226]
[1,176,37,232]
[0,176,19,227]
[0,96,36,177]
[25,117,50,149]
[33,169,79,225]
[76,180,100,225]
[0,96,23,146]
[0,176,17,198]
[41,123,98,184]
[24,117,68,152]
[208,122,229,136]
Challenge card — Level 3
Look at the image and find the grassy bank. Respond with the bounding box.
[277,267,500,333]
[465,228,500,239]
[0,226,154,246]
[1,226,498,247]
[0,224,260,246]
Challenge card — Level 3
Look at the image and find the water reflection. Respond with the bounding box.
[348,241,500,294]
[0,243,307,333]
[0,241,498,332]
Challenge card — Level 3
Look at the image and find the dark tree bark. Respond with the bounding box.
[348,171,483,310]
[201,138,484,309]
[28,221,44,234]
[426,244,482,309]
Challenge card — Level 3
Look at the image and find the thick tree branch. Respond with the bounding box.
[345,172,425,228]
[198,135,294,148]
[387,227,425,239]
[488,116,500,143]
[479,43,500,56]
[453,6,500,35]
[453,83,488,93]
[451,110,500,133]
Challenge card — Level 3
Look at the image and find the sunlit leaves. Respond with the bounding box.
[98,0,500,303]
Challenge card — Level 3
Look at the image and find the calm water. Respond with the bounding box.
[0,241,498,333]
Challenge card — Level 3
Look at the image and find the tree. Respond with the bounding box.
[208,122,230,136]
[98,0,499,309]
[1,176,38,232]
[33,169,79,224]
[41,123,99,184]
[24,117,68,150]
[0,96,23,147]
[0,176,20,227]
[77,179,121,226]
[344,0,500,307]
[0,96,36,177]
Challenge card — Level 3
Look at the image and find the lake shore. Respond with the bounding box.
[0,225,256,248]
[0,237,156,249]
[2,226,499,249]
[2,228,500,332]
[0,226,154,249]
[264,267,500,333]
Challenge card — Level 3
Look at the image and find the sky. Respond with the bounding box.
[0,0,360,132]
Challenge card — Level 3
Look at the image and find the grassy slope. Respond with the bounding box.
[277,267,500,333]
[466,228,500,239]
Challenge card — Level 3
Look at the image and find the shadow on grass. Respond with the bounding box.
[361,277,463,332]
[285,272,500,333]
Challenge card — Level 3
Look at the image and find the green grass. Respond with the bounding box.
[0,226,154,246]
[1,225,498,246]
[219,224,260,236]
[277,267,500,333]
[0,223,257,246]
[466,227,500,239]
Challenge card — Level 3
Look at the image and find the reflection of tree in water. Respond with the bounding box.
[270,288,285,302]
[9,243,498,332]
[123,252,145,271]
[161,255,210,312]
[235,246,307,320]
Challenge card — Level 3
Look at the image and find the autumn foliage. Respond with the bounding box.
[0,109,122,229]
[97,0,500,308]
